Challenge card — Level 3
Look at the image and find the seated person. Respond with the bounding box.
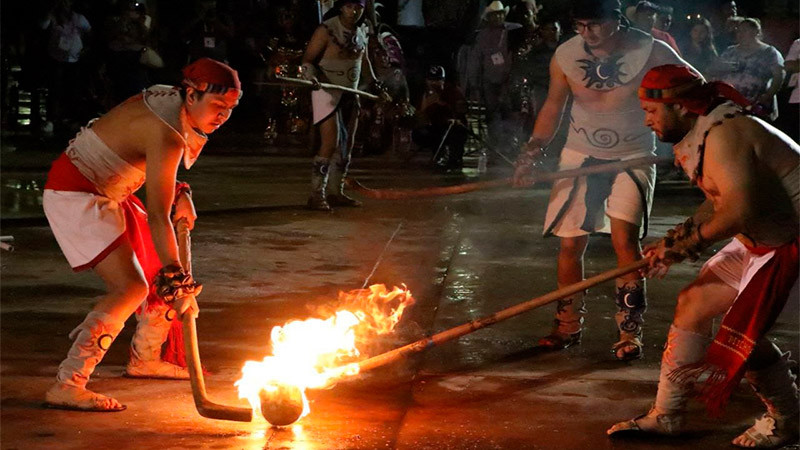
[412,66,468,171]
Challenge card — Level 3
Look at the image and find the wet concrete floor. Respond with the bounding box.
[1,149,798,449]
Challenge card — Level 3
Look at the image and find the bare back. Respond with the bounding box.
[698,114,800,246]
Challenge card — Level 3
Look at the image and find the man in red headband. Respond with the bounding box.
[42,58,241,411]
[512,0,686,361]
[608,64,799,449]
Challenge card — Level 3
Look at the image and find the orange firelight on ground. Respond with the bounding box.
[235,284,414,426]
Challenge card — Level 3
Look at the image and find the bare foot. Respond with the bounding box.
[45,383,126,412]
[731,415,799,448]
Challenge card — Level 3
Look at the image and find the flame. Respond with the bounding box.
[236,284,414,424]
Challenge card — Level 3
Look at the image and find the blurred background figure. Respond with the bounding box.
[509,11,561,143]
[104,0,150,103]
[710,18,785,121]
[467,1,520,157]
[711,0,741,51]
[39,0,92,135]
[654,5,673,33]
[184,2,234,64]
[778,38,799,140]
[413,65,468,172]
[357,26,413,156]
[681,17,718,77]
[631,1,681,56]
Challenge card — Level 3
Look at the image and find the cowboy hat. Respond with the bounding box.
[483,1,509,18]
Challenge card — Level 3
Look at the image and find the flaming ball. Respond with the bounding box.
[259,383,304,427]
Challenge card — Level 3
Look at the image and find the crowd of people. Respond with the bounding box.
[3,0,797,152]
[8,1,800,447]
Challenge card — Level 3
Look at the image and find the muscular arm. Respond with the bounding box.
[528,55,570,147]
[145,128,186,269]
[301,26,329,67]
[694,120,760,243]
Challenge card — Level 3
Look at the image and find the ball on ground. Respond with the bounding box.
[259,384,304,426]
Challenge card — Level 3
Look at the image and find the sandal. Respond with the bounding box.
[732,414,799,448]
[612,332,643,361]
[538,330,582,350]
[607,407,684,436]
[45,383,126,412]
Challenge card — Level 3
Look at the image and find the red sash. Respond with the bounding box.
[670,238,799,416]
[46,153,186,367]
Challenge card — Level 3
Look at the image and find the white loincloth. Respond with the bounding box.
[702,238,799,305]
[542,147,656,238]
[43,125,145,270]
[312,57,363,124]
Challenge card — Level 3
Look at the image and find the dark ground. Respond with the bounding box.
[1,128,798,450]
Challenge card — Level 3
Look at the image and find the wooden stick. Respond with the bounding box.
[176,219,253,422]
[357,259,650,372]
[272,75,380,101]
[348,155,672,200]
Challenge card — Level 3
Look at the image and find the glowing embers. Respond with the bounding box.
[236,284,414,426]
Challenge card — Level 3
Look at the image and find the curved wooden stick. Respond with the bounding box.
[176,219,253,422]
[357,259,650,373]
[347,155,672,200]
[273,75,380,100]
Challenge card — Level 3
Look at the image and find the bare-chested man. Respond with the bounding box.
[301,0,384,211]
[42,58,241,411]
[512,0,685,360]
[608,64,798,449]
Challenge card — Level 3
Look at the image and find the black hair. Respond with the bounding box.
[322,0,367,26]
[571,0,622,20]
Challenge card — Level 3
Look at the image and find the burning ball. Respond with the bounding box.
[259,383,304,426]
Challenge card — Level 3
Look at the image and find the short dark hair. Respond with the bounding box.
[571,0,622,21]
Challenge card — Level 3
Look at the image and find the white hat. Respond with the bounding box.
[483,1,509,18]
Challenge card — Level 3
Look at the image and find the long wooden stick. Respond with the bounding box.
[272,75,380,100]
[176,219,253,422]
[357,259,650,372]
[348,155,671,200]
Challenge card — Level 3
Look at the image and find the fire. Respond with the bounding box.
[235,284,414,425]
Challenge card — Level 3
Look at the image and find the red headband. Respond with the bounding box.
[639,64,749,115]
[182,58,242,99]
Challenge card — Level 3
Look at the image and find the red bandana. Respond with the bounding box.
[182,58,242,100]
[638,64,750,115]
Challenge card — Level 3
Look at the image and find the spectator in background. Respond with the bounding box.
[105,0,150,102]
[681,17,718,76]
[184,4,234,64]
[413,65,468,172]
[40,0,91,134]
[711,18,785,121]
[509,14,561,140]
[778,39,799,140]
[632,1,681,56]
[654,6,673,33]
[710,0,739,51]
[467,1,520,154]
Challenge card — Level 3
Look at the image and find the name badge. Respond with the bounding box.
[490,52,504,66]
[204,37,216,48]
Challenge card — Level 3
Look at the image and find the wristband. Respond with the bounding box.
[154,264,202,304]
